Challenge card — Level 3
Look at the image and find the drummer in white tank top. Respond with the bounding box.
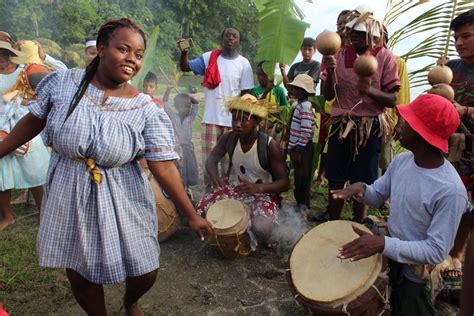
[232,138,272,184]
[196,94,289,244]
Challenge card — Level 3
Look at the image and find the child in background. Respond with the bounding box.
[251,60,288,143]
[163,82,199,193]
[251,61,288,107]
[142,71,164,108]
[280,37,320,90]
[287,74,316,214]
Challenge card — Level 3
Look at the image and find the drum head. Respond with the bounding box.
[289,220,381,303]
[206,199,246,230]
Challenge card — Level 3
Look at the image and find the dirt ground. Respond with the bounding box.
[101,226,308,315]
[3,208,309,315]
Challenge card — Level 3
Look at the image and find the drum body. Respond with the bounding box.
[287,220,389,315]
[146,170,180,242]
[206,199,251,258]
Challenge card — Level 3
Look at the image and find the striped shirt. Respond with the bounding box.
[288,99,314,149]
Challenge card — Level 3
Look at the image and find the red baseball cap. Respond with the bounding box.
[397,94,460,153]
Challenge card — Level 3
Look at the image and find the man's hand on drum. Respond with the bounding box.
[234,175,259,194]
[330,182,366,201]
[337,225,385,261]
[188,215,215,241]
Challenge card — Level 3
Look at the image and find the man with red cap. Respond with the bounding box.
[331,94,468,315]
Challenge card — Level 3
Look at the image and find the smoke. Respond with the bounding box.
[271,204,309,245]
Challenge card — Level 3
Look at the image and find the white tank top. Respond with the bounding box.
[232,137,272,184]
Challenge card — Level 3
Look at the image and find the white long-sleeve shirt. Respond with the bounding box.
[362,152,468,281]
[44,55,67,71]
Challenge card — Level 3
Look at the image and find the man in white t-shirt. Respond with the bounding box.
[179,27,254,185]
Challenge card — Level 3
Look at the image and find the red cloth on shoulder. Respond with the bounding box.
[202,49,222,90]
[152,97,164,108]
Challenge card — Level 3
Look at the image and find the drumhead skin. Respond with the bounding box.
[206,199,246,230]
[289,220,381,303]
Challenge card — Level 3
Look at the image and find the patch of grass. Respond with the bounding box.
[0,202,71,313]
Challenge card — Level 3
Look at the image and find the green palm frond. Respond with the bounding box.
[36,38,62,51]
[385,0,474,88]
[68,43,86,54]
[36,37,63,59]
[131,26,160,90]
[64,50,84,68]
[254,0,311,79]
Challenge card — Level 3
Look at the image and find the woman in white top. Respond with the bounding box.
[0,36,50,231]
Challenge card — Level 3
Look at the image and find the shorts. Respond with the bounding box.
[325,119,381,184]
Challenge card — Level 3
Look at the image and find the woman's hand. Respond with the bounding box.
[188,215,215,241]
[148,160,215,240]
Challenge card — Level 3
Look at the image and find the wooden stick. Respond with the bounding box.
[443,0,458,57]
[341,120,355,139]
[158,65,181,94]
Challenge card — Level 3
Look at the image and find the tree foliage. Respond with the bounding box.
[0,0,259,76]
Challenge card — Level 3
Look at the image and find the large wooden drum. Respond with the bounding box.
[206,199,251,258]
[146,171,180,242]
[287,220,389,315]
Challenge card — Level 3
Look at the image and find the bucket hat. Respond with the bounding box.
[287,74,315,94]
[397,94,460,153]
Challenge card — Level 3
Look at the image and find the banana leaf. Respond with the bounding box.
[36,38,62,52]
[254,0,310,80]
[308,95,326,113]
[36,37,63,60]
[131,26,159,89]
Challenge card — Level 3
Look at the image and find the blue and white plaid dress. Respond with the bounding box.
[28,69,179,284]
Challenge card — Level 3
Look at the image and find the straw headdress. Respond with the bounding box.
[343,6,384,48]
[10,41,44,65]
[227,94,269,119]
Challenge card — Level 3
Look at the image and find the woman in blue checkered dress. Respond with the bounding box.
[0,19,213,315]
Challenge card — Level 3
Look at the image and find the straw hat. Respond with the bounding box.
[0,31,13,43]
[287,74,316,94]
[0,40,25,58]
[10,40,44,65]
[227,94,269,119]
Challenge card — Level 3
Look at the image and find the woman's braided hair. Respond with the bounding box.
[65,18,147,119]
